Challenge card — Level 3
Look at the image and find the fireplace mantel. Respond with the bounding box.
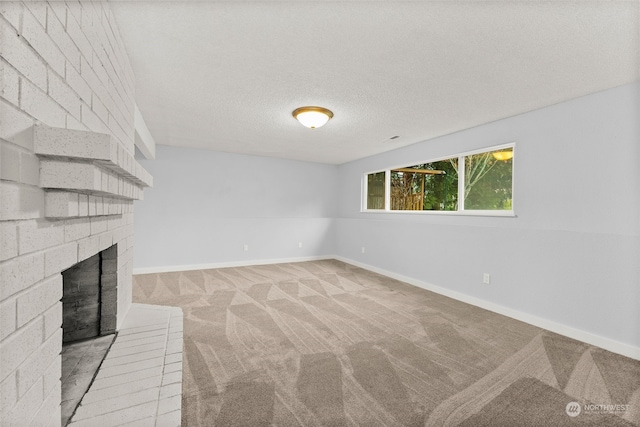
[33,125,153,219]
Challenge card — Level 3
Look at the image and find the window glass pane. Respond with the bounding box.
[391,159,458,211]
[366,171,386,209]
[464,148,513,210]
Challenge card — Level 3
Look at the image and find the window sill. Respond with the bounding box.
[360,209,517,218]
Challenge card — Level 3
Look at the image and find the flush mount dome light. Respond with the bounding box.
[292,106,333,129]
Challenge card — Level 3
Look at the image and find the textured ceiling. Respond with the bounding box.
[110,1,639,164]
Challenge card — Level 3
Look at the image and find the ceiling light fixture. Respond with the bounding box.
[292,106,333,129]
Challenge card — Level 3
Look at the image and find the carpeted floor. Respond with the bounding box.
[132,259,640,426]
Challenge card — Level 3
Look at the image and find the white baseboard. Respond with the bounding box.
[335,256,640,361]
[132,255,334,275]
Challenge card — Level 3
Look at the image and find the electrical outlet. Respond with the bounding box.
[243,245,249,252]
[361,247,365,254]
[298,242,303,248]
[483,273,491,284]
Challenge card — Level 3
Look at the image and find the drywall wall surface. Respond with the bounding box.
[134,146,338,269]
[335,82,640,348]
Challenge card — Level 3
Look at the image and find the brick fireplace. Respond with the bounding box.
[0,2,157,424]
[0,123,152,425]
[0,1,151,425]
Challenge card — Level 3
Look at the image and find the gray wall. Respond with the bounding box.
[134,146,338,269]
[335,82,640,348]
[133,82,639,350]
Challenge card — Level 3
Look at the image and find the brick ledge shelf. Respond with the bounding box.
[33,125,153,219]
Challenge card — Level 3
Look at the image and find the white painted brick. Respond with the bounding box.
[48,70,82,119]
[42,354,61,397]
[78,193,89,216]
[80,4,99,45]
[81,103,107,134]
[108,173,118,194]
[0,297,16,341]
[77,234,100,261]
[5,376,42,425]
[163,362,182,375]
[63,218,90,242]
[16,327,61,397]
[88,195,97,216]
[24,2,47,28]
[47,406,62,427]
[45,191,79,218]
[100,169,108,192]
[0,181,44,221]
[66,2,82,31]
[112,224,131,245]
[20,79,66,128]
[101,349,166,369]
[159,382,181,400]
[19,152,39,186]
[22,8,65,77]
[90,216,108,235]
[0,251,45,300]
[0,19,47,91]
[47,2,67,28]
[42,301,62,339]
[73,388,159,420]
[44,242,77,276]
[95,357,165,380]
[93,56,110,89]
[99,231,114,251]
[66,10,93,65]
[17,219,64,255]
[0,317,43,381]
[0,221,18,261]
[47,6,82,72]
[161,371,181,386]
[108,198,120,215]
[39,159,101,191]
[0,100,35,150]
[81,375,161,405]
[30,379,60,427]
[16,274,62,327]
[91,92,109,124]
[0,372,17,416]
[33,124,115,161]
[0,2,22,30]
[0,142,20,182]
[79,57,105,105]
[156,409,181,427]
[65,61,91,104]
[0,61,20,105]
[96,197,105,215]
[66,113,88,132]
[69,401,157,426]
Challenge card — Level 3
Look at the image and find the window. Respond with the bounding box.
[366,171,386,210]
[364,144,514,215]
[391,159,458,211]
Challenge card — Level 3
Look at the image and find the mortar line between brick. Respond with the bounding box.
[153,314,171,423]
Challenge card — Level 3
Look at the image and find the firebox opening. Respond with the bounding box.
[60,244,118,426]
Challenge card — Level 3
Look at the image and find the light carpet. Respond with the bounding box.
[132,260,640,426]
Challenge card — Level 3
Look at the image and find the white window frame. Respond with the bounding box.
[361,143,516,217]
